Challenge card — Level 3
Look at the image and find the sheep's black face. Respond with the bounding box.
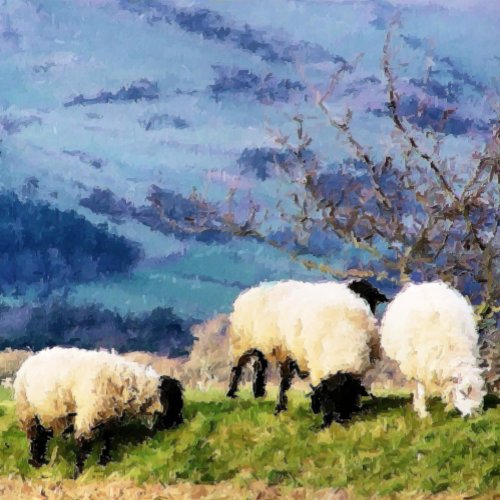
[347,279,389,313]
[311,373,368,427]
[310,386,323,414]
[156,376,184,430]
[330,374,367,420]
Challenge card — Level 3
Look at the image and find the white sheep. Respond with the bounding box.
[380,280,485,418]
[14,347,183,474]
[1,377,14,390]
[227,279,388,426]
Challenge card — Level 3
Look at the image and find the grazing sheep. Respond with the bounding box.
[1,376,14,390]
[227,280,301,400]
[14,347,183,475]
[380,281,485,418]
[227,279,388,426]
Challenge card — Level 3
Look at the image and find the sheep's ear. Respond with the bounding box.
[347,279,388,308]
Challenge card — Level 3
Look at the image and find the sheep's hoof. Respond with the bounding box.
[163,415,184,429]
[274,405,287,415]
[98,456,111,467]
[310,424,325,432]
[226,391,238,399]
[338,415,353,423]
[320,420,341,430]
[298,371,310,380]
[73,465,85,480]
[28,458,47,468]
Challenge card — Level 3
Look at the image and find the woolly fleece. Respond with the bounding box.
[229,280,378,385]
[14,347,163,438]
[380,281,484,416]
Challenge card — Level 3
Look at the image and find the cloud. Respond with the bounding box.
[64,78,159,107]
[210,67,305,104]
[408,78,461,103]
[139,113,189,131]
[237,147,305,180]
[80,187,135,223]
[119,0,345,66]
[369,92,486,136]
[387,0,485,8]
[80,186,233,244]
[63,150,107,169]
[0,114,41,134]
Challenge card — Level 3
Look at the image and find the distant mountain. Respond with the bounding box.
[0,192,141,292]
[0,301,194,355]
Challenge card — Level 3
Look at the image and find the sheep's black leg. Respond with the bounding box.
[335,374,367,421]
[318,381,342,428]
[252,351,268,398]
[227,365,243,398]
[319,394,342,429]
[158,375,184,429]
[27,417,53,468]
[321,409,342,429]
[98,429,113,466]
[227,350,253,398]
[74,436,93,478]
[61,423,75,440]
[275,358,295,414]
[227,349,267,399]
[291,360,310,380]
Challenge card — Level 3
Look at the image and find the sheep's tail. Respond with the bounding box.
[158,376,184,429]
[226,319,245,362]
[13,374,32,432]
[369,332,382,363]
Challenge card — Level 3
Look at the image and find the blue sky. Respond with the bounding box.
[0,0,498,320]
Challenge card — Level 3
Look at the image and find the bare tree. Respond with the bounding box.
[152,28,499,390]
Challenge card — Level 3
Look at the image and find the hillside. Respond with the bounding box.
[0,387,498,498]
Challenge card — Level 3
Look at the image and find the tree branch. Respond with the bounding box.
[382,27,458,200]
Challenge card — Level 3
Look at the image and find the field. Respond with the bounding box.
[0,386,498,498]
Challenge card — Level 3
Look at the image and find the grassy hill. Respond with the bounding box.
[0,386,498,498]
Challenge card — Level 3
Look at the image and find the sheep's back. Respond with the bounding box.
[14,348,161,436]
[73,357,162,437]
[280,283,377,384]
[380,281,478,382]
[14,348,85,432]
[229,281,299,362]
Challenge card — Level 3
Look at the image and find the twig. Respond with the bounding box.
[383,28,458,199]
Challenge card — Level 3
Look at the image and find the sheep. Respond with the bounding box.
[380,281,485,418]
[227,279,388,426]
[1,377,14,390]
[14,347,183,475]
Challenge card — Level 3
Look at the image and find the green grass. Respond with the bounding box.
[0,386,498,497]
